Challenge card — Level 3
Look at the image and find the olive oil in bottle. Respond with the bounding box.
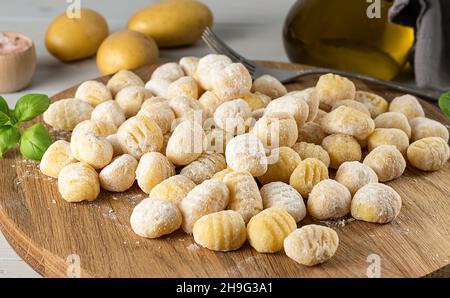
[283,0,414,80]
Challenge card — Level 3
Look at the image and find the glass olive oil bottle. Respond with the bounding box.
[283,0,414,80]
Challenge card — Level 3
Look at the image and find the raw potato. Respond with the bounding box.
[363,145,406,182]
[136,152,175,194]
[214,99,252,135]
[257,147,301,185]
[252,112,298,150]
[166,120,205,166]
[292,142,330,168]
[297,122,327,145]
[212,63,252,101]
[407,137,450,171]
[58,162,100,202]
[409,117,449,142]
[389,94,425,120]
[130,198,182,238]
[137,100,175,134]
[99,154,138,192]
[75,80,112,107]
[374,112,411,138]
[307,179,351,220]
[247,207,296,253]
[70,133,113,169]
[368,128,409,154]
[322,134,362,169]
[354,91,389,118]
[289,158,329,198]
[40,140,77,178]
[166,76,199,99]
[45,8,108,62]
[241,92,271,111]
[96,30,159,75]
[106,70,144,96]
[265,94,309,131]
[115,85,150,117]
[351,183,402,224]
[335,161,378,195]
[225,134,268,177]
[260,182,306,223]
[180,153,227,184]
[180,179,230,234]
[149,175,196,206]
[288,88,320,122]
[251,75,287,99]
[332,99,371,117]
[128,0,213,47]
[43,98,93,130]
[315,73,356,109]
[193,210,246,252]
[91,100,126,128]
[223,171,263,223]
[284,225,339,266]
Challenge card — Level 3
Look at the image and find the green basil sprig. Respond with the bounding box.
[438,92,450,118]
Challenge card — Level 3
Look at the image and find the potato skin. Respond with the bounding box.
[128,0,213,47]
[45,8,109,62]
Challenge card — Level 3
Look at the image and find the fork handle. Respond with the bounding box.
[285,69,442,103]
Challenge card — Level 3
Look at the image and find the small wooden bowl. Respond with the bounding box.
[0,32,36,93]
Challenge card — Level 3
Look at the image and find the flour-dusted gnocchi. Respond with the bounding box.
[204,128,233,154]
[179,56,199,77]
[58,162,100,202]
[225,133,268,177]
[363,145,406,182]
[223,171,263,223]
[409,117,449,142]
[289,88,320,122]
[332,99,371,117]
[212,167,233,181]
[251,74,287,99]
[292,142,330,168]
[407,137,450,171]
[265,94,309,131]
[212,63,252,101]
[72,119,117,138]
[99,154,138,192]
[115,85,150,118]
[257,147,301,185]
[260,182,306,222]
[91,100,126,128]
[198,91,227,118]
[130,198,182,238]
[315,73,356,109]
[193,210,246,252]
[214,99,252,135]
[252,112,298,150]
[335,161,378,195]
[169,95,205,124]
[149,175,196,206]
[307,179,351,220]
[117,115,163,159]
[297,122,327,145]
[322,134,362,169]
[290,158,328,198]
[389,94,425,120]
[351,183,402,223]
[144,78,171,98]
[137,100,175,134]
[321,106,375,140]
[194,54,232,90]
[313,109,328,125]
[136,152,175,194]
[43,98,93,130]
[374,112,412,138]
[75,80,112,107]
[251,108,266,121]
[70,133,113,169]
[106,134,124,157]
[40,140,77,178]
[180,179,230,233]
[284,225,339,266]
[107,70,144,96]
[180,153,227,184]
[241,92,271,111]
[166,120,205,166]
[368,128,409,154]
[166,76,199,99]
[151,62,184,82]
[354,91,389,118]
[247,207,296,253]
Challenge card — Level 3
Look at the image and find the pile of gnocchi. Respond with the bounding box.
[39,54,450,267]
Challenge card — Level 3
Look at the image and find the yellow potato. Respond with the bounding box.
[128,0,213,47]
[45,8,108,62]
[96,30,159,75]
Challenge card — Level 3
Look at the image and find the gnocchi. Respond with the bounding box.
[58,162,100,202]
[363,145,406,182]
[136,152,175,194]
[354,91,388,118]
[315,73,356,109]
[75,80,112,107]
[335,161,378,195]
[211,63,252,101]
[204,128,233,154]
[149,175,196,206]
[72,119,117,138]
[265,94,309,130]
[374,112,411,138]
[289,158,329,198]
[409,117,449,142]
[151,62,184,82]
[241,92,271,111]
[169,95,205,124]
[194,54,232,90]
[251,75,287,99]
[332,99,371,117]
[115,85,150,118]
[179,56,199,77]
[166,76,199,99]
[367,128,409,154]
[214,99,252,135]
[307,179,351,220]
[252,112,298,150]
[292,142,330,168]
[91,100,126,128]
[99,154,138,192]
[40,140,77,178]
[137,100,175,134]
[296,122,327,145]
[180,152,227,184]
[107,70,144,96]
[407,137,450,171]
[257,147,301,185]
[389,94,425,120]
[288,88,320,122]
[322,134,362,169]
[166,120,205,166]
[144,78,170,98]
[260,182,306,222]
[70,132,113,169]
[43,98,93,130]
[198,91,227,118]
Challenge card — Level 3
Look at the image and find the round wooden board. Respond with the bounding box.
[0,61,449,278]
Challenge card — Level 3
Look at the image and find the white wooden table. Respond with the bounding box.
[0,0,295,277]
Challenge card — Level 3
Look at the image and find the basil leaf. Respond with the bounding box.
[0,96,9,116]
[438,92,450,118]
[20,123,53,161]
[14,94,50,122]
[0,125,21,157]
[0,111,10,126]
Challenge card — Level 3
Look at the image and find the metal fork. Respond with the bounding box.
[202,27,442,103]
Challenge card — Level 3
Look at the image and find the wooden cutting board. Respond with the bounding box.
[0,61,449,278]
